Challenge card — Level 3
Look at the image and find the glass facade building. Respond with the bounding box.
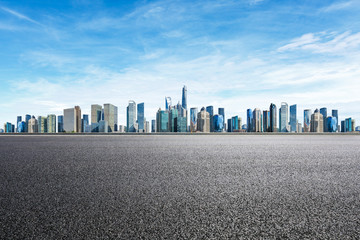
[218,108,225,130]
[232,116,239,131]
[279,102,288,132]
[269,103,277,132]
[227,118,232,132]
[304,109,311,132]
[38,116,47,133]
[206,106,214,132]
[247,109,253,132]
[182,86,187,110]
[169,108,179,132]
[332,110,338,132]
[156,109,169,132]
[137,103,145,132]
[326,116,338,133]
[127,100,137,132]
[263,110,270,132]
[290,104,297,132]
[190,108,198,133]
[345,118,352,132]
[320,107,327,132]
[165,97,172,111]
[58,115,64,133]
[213,114,224,132]
[104,104,118,132]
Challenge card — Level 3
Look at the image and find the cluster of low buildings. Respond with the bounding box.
[1,86,359,134]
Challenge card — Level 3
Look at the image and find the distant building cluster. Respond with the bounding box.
[1,86,359,134]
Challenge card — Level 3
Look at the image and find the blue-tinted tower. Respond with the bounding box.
[290,104,297,132]
[326,116,337,133]
[269,103,277,132]
[206,106,214,132]
[332,110,338,132]
[137,102,145,131]
[320,107,327,132]
[182,86,187,110]
[227,118,232,132]
[213,115,224,132]
[232,116,239,131]
[247,109,253,132]
[58,115,64,133]
[218,108,225,130]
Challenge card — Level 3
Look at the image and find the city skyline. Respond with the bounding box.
[2,84,358,133]
[1,1,360,126]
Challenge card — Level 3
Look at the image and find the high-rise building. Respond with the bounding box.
[341,120,345,132]
[104,103,118,132]
[190,108,198,132]
[28,117,38,133]
[263,110,270,132]
[5,122,12,133]
[332,110,339,132]
[326,116,337,133]
[63,106,81,133]
[81,114,89,133]
[227,118,232,132]
[91,104,102,124]
[156,109,169,132]
[98,120,108,133]
[344,118,352,132]
[310,109,323,132]
[182,85,187,110]
[206,106,214,132]
[176,116,187,132]
[25,114,31,132]
[290,104,297,132]
[58,115,64,133]
[253,108,262,132]
[197,107,210,133]
[218,108,225,130]
[279,102,288,132]
[137,103,145,132]
[247,109,253,132]
[320,107,327,132]
[304,109,311,132]
[269,103,277,132]
[17,121,26,133]
[47,114,56,133]
[232,116,239,131]
[165,97,172,111]
[17,116,22,126]
[351,119,355,132]
[151,119,156,133]
[169,108,179,132]
[38,116,47,133]
[213,114,224,132]
[127,100,136,132]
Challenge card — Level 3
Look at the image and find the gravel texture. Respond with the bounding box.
[0,135,359,239]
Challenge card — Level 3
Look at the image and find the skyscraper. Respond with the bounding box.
[247,109,253,132]
[263,110,270,132]
[63,106,81,133]
[213,114,224,132]
[137,103,145,132]
[104,103,118,132]
[326,116,337,133]
[81,114,89,133]
[151,119,156,133]
[90,104,102,132]
[310,109,323,132]
[253,108,262,132]
[38,116,47,133]
[269,103,277,132]
[127,100,136,132]
[47,114,56,133]
[156,109,169,132]
[206,106,214,132]
[190,108,198,133]
[197,107,210,133]
[345,118,352,132]
[165,97,172,111]
[304,109,311,132]
[169,108,179,132]
[182,85,187,110]
[227,118,232,132]
[290,104,297,132]
[218,108,225,131]
[25,114,31,132]
[332,110,339,132]
[279,102,288,132]
[320,107,327,132]
[58,115,64,133]
[232,116,239,131]
[28,117,38,133]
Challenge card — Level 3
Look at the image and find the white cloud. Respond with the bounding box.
[278,31,360,54]
[321,1,354,12]
[1,7,41,25]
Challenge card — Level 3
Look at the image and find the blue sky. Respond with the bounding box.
[1,0,360,127]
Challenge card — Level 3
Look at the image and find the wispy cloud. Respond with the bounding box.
[1,7,41,25]
[278,31,360,54]
[321,1,354,12]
